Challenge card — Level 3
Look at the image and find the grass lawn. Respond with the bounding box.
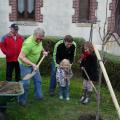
[0,58,120,120]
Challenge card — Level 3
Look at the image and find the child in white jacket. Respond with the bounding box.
[56,59,73,100]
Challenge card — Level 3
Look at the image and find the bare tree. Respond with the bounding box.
[96,0,120,119]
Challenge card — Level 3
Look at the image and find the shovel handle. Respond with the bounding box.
[36,55,46,68]
[82,67,97,93]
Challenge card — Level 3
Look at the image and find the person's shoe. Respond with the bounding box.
[59,96,63,100]
[18,102,26,107]
[82,97,90,104]
[79,96,85,102]
[35,97,44,101]
[50,91,54,96]
[66,97,70,101]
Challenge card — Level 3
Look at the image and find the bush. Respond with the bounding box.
[39,36,85,75]
[24,36,120,90]
[103,53,120,90]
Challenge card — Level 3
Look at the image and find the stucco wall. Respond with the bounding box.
[105,42,120,55]
[0,0,119,57]
[0,0,10,36]
[0,0,110,39]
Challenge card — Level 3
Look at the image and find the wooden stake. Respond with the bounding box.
[93,44,120,119]
[82,67,97,94]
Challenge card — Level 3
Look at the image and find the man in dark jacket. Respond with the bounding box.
[49,35,76,96]
[0,23,24,81]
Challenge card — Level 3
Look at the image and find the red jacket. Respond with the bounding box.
[0,33,24,62]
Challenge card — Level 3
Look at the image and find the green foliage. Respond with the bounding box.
[103,53,120,90]
[24,36,120,90]
[1,35,120,91]
[38,36,85,75]
[0,58,6,80]
[38,36,120,91]
[0,58,120,120]
[1,77,120,120]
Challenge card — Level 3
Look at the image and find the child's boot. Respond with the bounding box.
[82,91,92,104]
[80,89,87,102]
[82,97,90,104]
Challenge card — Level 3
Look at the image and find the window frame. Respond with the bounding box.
[9,0,43,22]
[17,0,35,21]
[72,0,98,24]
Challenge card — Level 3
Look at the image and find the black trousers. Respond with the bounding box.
[6,61,20,82]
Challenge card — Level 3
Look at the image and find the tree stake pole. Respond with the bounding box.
[93,44,120,119]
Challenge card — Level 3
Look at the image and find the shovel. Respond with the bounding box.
[23,55,46,80]
[82,67,97,94]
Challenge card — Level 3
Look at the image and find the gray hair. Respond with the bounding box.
[33,27,45,36]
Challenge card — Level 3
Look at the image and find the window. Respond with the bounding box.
[9,0,43,22]
[17,0,35,20]
[79,0,90,22]
[72,0,98,23]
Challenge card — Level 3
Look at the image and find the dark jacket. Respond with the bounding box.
[80,52,98,81]
[53,40,76,67]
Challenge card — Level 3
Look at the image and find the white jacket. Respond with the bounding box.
[56,68,73,87]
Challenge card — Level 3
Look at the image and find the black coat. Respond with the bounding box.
[80,52,98,81]
[56,42,76,64]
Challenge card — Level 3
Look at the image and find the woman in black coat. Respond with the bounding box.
[79,42,98,104]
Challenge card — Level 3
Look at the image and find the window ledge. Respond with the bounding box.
[75,23,96,27]
[15,21,40,26]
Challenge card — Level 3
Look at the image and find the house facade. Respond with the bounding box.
[0,0,120,57]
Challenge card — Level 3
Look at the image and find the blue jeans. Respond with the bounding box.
[18,64,43,105]
[59,85,69,98]
[49,62,56,92]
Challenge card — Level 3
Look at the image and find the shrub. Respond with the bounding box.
[23,36,120,90]
[103,53,120,90]
[39,36,85,75]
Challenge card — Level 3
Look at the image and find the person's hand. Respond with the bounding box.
[57,82,60,86]
[43,51,48,56]
[80,54,85,60]
[56,64,59,68]
[81,67,84,70]
[65,77,68,80]
[70,64,72,68]
[77,60,80,63]
[32,63,38,71]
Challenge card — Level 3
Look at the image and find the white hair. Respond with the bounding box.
[34,27,45,36]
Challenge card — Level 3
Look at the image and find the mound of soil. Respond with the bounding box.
[79,112,103,120]
[0,81,22,94]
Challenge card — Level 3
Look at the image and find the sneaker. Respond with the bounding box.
[66,97,70,101]
[80,96,85,102]
[59,96,63,100]
[82,97,90,104]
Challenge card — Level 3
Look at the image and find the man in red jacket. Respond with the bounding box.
[0,23,24,81]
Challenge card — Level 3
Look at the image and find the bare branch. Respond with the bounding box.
[98,25,103,41]
[103,0,108,37]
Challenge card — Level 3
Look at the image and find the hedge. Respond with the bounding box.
[103,53,120,90]
[38,36,85,75]
[24,36,120,90]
